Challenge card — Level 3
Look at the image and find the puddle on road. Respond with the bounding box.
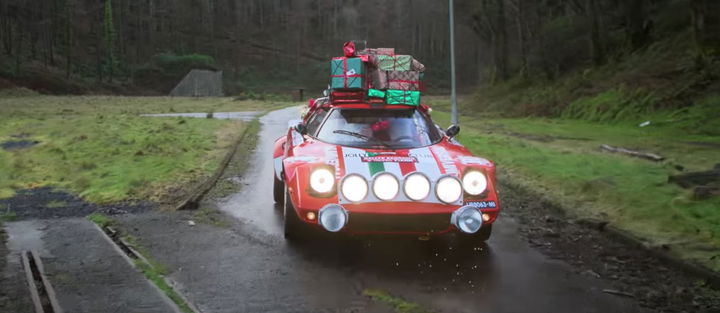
[4,220,47,255]
[141,111,261,121]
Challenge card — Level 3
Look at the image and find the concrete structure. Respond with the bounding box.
[169,69,223,97]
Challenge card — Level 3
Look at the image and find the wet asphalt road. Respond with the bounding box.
[203,106,650,313]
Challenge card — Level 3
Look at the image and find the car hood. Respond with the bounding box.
[289,139,493,180]
[336,145,456,180]
[284,139,495,204]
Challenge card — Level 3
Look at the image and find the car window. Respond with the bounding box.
[306,107,329,136]
[314,108,442,149]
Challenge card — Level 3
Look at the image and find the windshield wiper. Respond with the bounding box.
[332,130,390,147]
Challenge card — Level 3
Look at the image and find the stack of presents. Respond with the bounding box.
[329,42,425,106]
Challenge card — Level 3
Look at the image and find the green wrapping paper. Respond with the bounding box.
[375,55,412,71]
[367,89,386,99]
[385,90,420,106]
[330,57,365,89]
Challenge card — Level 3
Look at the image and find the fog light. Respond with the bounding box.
[482,213,490,222]
[318,204,348,232]
[451,206,483,234]
[306,212,316,221]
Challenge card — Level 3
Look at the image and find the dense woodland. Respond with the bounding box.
[0,0,718,97]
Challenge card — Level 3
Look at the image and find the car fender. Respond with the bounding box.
[283,162,338,220]
[273,136,287,180]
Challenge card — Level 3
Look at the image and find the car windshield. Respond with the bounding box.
[314,108,442,149]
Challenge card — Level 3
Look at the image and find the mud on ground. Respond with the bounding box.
[499,179,720,312]
[0,187,152,221]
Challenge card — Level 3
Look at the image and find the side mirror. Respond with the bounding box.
[446,125,460,138]
[294,123,308,136]
[322,89,329,97]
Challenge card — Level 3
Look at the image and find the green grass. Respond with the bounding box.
[438,31,718,124]
[363,289,430,313]
[193,207,229,228]
[133,260,193,313]
[121,234,192,313]
[122,235,170,274]
[46,200,67,208]
[429,108,720,271]
[86,213,114,228]
[0,211,16,222]
[0,96,294,203]
[85,214,194,313]
[0,95,285,115]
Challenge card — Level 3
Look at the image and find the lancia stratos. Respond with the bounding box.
[272,101,501,244]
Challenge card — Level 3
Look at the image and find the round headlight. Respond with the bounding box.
[404,173,431,201]
[436,176,462,204]
[462,171,488,196]
[451,206,483,234]
[310,168,334,193]
[341,174,368,202]
[318,204,348,232]
[372,173,399,201]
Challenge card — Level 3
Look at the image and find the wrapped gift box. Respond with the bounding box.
[385,90,420,106]
[412,59,426,72]
[388,71,421,91]
[373,55,413,71]
[331,90,365,103]
[331,57,365,89]
[360,48,395,56]
[367,89,386,99]
[369,69,389,89]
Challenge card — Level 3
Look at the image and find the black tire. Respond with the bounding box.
[457,224,493,247]
[273,173,283,204]
[477,224,493,241]
[283,185,304,240]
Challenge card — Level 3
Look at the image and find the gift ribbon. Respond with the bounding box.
[332,57,363,88]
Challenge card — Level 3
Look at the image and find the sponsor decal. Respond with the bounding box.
[458,156,492,166]
[366,152,386,176]
[465,201,497,208]
[361,155,417,163]
[339,147,444,179]
[325,146,340,176]
[291,130,304,146]
[431,146,459,175]
[274,157,283,180]
[337,146,446,204]
[285,156,319,163]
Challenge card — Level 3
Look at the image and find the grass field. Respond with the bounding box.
[0,95,291,203]
[428,98,720,271]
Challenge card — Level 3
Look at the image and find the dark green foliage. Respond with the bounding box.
[151,53,216,75]
[561,88,657,122]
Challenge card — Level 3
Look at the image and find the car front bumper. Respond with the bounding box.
[296,201,499,235]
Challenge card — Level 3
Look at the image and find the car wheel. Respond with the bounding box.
[457,224,493,247]
[477,224,493,241]
[273,173,283,204]
[283,185,304,240]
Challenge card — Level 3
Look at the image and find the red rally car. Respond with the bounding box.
[272,100,501,243]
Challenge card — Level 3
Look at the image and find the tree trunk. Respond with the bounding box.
[692,0,720,58]
[516,0,529,78]
[587,0,605,65]
[495,0,509,81]
[65,0,72,79]
[626,0,648,50]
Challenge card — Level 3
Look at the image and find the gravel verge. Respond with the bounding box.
[499,178,720,312]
